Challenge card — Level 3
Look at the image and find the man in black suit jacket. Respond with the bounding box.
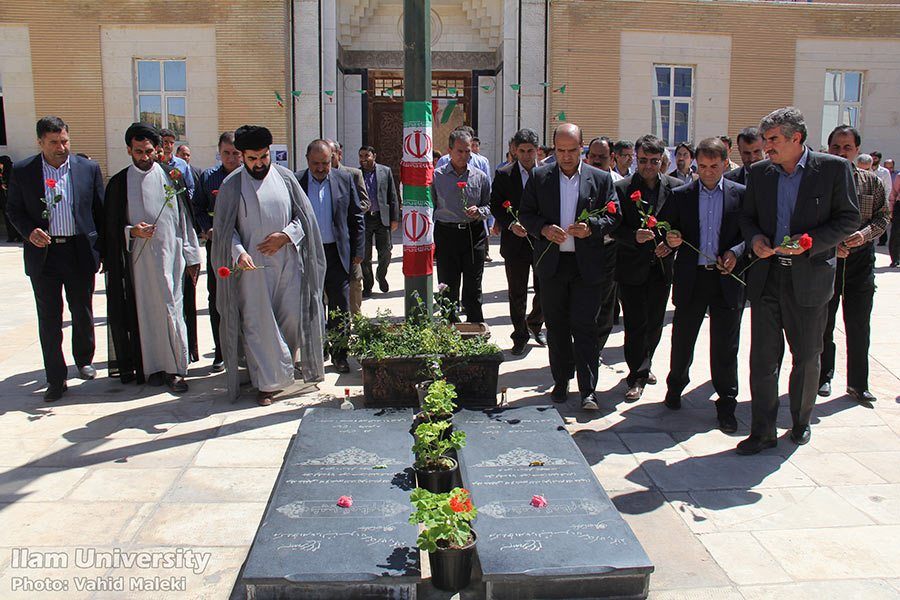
[358,146,400,296]
[664,138,747,433]
[724,127,765,186]
[6,116,104,400]
[737,107,859,455]
[519,123,620,410]
[490,128,545,355]
[612,134,683,402]
[296,139,365,373]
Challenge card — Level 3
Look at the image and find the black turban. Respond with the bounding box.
[234,125,273,151]
[125,122,161,147]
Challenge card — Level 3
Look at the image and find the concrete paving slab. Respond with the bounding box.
[739,579,900,600]
[648,589,745,600]
[68,468,181,502]
[832,483,900,525]
[135,503,267,546]
[165,467,281,503]
[0,502,143,545]
[191,438,291,468]
[789,452,886,486]
[697,531,792,585]
[847,450,900,483]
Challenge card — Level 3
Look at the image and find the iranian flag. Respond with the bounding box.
[401,101,435,276]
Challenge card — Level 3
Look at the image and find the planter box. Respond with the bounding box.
[360,352,504,409]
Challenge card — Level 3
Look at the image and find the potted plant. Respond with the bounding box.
[412,420,465,493]
[409,486,478,592]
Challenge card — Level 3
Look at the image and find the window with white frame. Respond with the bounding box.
[135,59,187,140]
[651,65,693,146]
[821,70,863,149]
[0,72,6,146]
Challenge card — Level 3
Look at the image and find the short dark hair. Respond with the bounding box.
[718,135,733,149]
[540,145,554,155]
[473,137,480,143]
[635,134,665,156]
[512,128,539,147]
[696,137,729,161]
[36,116,68,139]
[449,129,473,148]
[588,136,613,152]
[827,125,861,148]
[674,142,695,158]
[432,150,442,160]
[306,139,332,155]
[125,122,162,147]
[760,107,807,144]
[218,131,235,147]
[612,139,634,154]
[159,128,177,139]
[871,150,882,159]
[736,127,762,146]
[359,145,377,155]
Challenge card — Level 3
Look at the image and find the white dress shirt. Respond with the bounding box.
[558,162,581,253]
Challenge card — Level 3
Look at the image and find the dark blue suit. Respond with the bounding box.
[665,177,746,414]
[296,168,365,362]
[5,153,104,386]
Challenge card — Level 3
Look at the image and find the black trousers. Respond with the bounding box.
[820,245,875,390]
[666,268,743,411]
[749,263,828,438]
[890,213,900,265]
[595,242,618,355]
[183,272,198,362]
[619,264,671,385]
[362,213,392,292]
[323,242,350,361]
[434,222,486,322]
[206,240,222,363]
[504,252,543,344]
[540,254,602,397]
[29,240,95,385]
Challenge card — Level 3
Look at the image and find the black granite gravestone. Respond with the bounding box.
[243,408,420,600]
[456,406,654,600]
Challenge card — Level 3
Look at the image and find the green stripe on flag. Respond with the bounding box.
[403,101,433,127]
[402,185,432,208]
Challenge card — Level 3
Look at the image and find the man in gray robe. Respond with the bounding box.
[104,122,201,392]
[212,125,327,405]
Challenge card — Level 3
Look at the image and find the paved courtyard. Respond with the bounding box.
[0,233,899,600]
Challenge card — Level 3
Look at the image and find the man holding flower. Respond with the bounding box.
[737,107,859,454]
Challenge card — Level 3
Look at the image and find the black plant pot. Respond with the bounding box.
[415,456,460,493]
[429,531,477,592]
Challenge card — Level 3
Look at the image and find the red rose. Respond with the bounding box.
[606,201,616,214]
[647,215,658,228]
[502,200,511,209]
[337,496,353,508]
[630,190,642,202]
[46,178,57,189]
[799,233,813,250]
[217,267,231,278]
[170,169,181,179]
[212,190,218,196]
[457,182,466,189]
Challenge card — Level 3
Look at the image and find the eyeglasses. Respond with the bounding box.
[637,158,662,166]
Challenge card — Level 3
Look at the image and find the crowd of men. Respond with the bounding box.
[2,105,894,454]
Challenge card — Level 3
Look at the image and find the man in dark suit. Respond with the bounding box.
[724,127,765,186]
[490,128,545,355]
[358,145,400,296]
[612,134,683,402]
[296,139,365,373]
[328,140,369,314]
[519,123,621,410]
[6,116,104,400]
[737,107,859,455]
[664,138,746,433]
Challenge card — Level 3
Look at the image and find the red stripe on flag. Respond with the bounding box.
[401,163,434,187]
[402,243,434,277]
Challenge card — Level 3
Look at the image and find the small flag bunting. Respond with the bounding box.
[539,82,549,88]
[274,91,284,107]
[555,84,567,94]
[441,99,458,124]
[509,84,520,91]
[555,111,566,121]
[481,85,491,92]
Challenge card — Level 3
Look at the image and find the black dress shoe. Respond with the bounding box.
[510,340,527,356]
[736,435,777,455]
[625,382,644,402]
[147,372,166,386]
[550,381,568,403]
[847,387,877,403]
[378,277,389,293]
[645,372,657,385]
[362,288,373,298]
[663,394,681,410]
[529,328,547,346]
[77,365,96,380]
[818,381,831,397]
[581,393,599,411]
[334,358,351,374]
[44,382,67,402]
[790,425,811,445]
[166,374,189,393]
[718,413,738,434]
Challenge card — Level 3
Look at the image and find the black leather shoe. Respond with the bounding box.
[625,382,644,403]
[529,328,547,346]
[581,393,599,411]
[147,372,166,386]
[663,394,681,410]
[736,435,777,455]
[646,372,658,385]
[550,381,568,403]
[378,277,389,293]
[818,381,831,397]
[77,365,96,380]
[718,413,738,434]
[362,288,373,298]
[510,340,527,356]
[847,387,877,403]
[44,382,67,402]
[790,425,811,445]
[334,358,351,374]
[166,374,189,393]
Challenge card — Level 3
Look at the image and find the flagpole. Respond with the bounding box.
[402,0,434,320]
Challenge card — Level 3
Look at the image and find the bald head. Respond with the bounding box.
[553,123,582,146]
[553,123,584,177]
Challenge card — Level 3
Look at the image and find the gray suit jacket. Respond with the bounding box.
[339,164,370,212]
[369,163,400,227]
[296,168,366,273]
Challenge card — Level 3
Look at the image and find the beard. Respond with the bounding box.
[132,157,153,171]
[247,163,270,180]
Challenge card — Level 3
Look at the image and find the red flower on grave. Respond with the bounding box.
[630,190,642,202]
[606,201,616,214]
[647,215,658,228]
[502,200,511,209]
[217,267,231,278]
[799,233,813,250]
[531,495,548,508]
[337,496,353,508]
[46,178,57,189]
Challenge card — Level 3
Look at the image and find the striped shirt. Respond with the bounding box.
[852,165,890,244]
[42,155,76,236]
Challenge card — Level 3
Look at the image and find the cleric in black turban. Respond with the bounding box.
[233,125,273,152]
